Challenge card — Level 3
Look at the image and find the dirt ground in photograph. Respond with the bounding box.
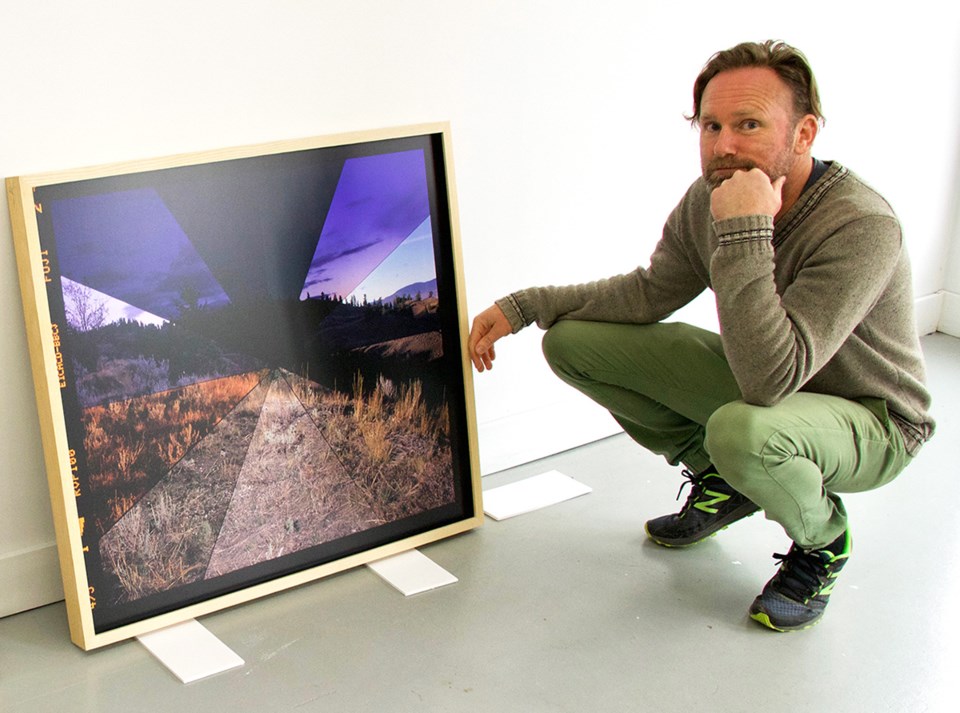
[98,376,271,603]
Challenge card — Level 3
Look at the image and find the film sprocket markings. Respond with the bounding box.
[7,124,482,650]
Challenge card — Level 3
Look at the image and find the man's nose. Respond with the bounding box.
[713,127,738,156]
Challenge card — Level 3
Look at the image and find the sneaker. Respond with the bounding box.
[644,466,760,547]
[749,529,852,632]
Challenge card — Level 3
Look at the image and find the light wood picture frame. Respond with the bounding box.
[6,123,483,650]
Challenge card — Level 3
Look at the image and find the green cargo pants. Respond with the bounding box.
[541,320,913,549]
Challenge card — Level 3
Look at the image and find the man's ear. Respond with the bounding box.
[794,114,819,154]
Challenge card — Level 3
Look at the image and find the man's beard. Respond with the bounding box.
[703,159,759,189]
[702,152,794,190]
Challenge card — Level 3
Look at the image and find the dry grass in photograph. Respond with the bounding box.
[97,367,456,604]
[288,369,455,524]
[81,370,267,535]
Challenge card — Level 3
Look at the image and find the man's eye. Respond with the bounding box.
[742,120,761,130]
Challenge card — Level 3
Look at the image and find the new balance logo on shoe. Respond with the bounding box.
[693,488,732,514]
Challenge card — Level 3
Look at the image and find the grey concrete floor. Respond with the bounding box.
[1,333,958,712]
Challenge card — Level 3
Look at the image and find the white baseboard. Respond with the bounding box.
[478,396,621,476]
[0,543,63,618]
[915,292,944,336]
[938,290,960,337]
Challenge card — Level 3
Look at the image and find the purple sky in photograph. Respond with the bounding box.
[346,216,436,304]
[50,188,230,320]
[300,150,432,301]
[47,147,434,322]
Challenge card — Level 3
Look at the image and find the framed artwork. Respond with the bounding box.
[6,123,482,650]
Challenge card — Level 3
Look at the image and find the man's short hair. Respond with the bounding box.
[689,40,824,127]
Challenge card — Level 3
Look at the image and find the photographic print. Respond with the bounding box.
[7,124,482,649]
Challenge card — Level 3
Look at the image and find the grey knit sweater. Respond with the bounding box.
[496,162,934,453]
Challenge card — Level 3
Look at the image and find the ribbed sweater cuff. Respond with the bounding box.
[713,214,774,245]
[495,293,527,333]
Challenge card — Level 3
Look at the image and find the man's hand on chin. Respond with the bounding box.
[710,168,785,221]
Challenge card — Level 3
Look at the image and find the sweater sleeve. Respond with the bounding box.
[495,211,709,334]
[710,212,903,406]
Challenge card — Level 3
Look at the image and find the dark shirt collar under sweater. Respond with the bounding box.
[802,158,830,194]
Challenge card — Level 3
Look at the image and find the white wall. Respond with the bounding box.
[938,120,960,336]
[2,0,958,617]
[942,233,960,335]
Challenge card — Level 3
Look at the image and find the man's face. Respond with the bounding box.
[698,66,802,189]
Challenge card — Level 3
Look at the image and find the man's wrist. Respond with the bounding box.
[495,294,527,332]
[713,214,774,245]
